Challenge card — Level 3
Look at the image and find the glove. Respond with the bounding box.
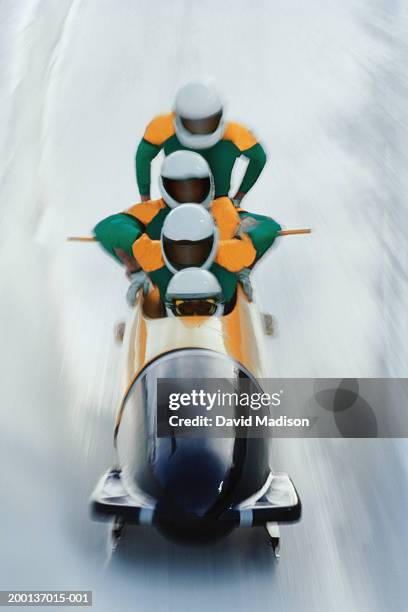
[236,216,259,237]
[236,268,253,301]
[232,191,246,208]
[126,270,151,306]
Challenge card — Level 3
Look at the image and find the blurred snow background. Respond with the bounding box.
[0,1,407,611]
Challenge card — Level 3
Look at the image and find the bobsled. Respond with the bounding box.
[90,285,301,553]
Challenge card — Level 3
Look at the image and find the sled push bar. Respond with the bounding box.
[67,228,312,242]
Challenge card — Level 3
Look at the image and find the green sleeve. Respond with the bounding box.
[148,267,173,302]
[239,211,281,261]
[238,143,267,194]
[93,213,144,263]
[135,138,161,196]
[210,264,238,303]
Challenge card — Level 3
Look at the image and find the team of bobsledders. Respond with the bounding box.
[93,82,282,317]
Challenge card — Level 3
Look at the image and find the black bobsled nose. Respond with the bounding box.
[154,444,227,517]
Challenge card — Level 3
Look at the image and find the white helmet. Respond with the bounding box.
[160,151,214,209]
[174,82,225,150]
[165,268,224,317]
[161,204,219,274]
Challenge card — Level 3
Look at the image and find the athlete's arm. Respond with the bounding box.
[238,211,281,261]
[135,113,176,198]
[94,213,144,264]
[235,143,267,197]
[135,139,161,199]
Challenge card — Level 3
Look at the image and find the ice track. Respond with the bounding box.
[1,1,408,611]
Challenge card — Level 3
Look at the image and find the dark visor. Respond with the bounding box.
[172,299,218,317]
[162,177,210,204]
[163,237,214,270]
[180,111,222,135]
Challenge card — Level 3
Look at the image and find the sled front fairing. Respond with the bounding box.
[92,346,300,527]
[91,288,301,538]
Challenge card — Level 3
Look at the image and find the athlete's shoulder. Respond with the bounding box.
[212,196,235,208]
[143,113,176,146]
[211,197,240,239]
[222,121,258,151]
[127,198,166,224]
[211,196,238,217]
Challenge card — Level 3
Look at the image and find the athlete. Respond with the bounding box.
[134,204,257,304]
[94,152,281,304]
[164,269,225,317]
[135,82,267,207]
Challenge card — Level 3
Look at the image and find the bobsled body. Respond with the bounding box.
[91,288,301,545]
